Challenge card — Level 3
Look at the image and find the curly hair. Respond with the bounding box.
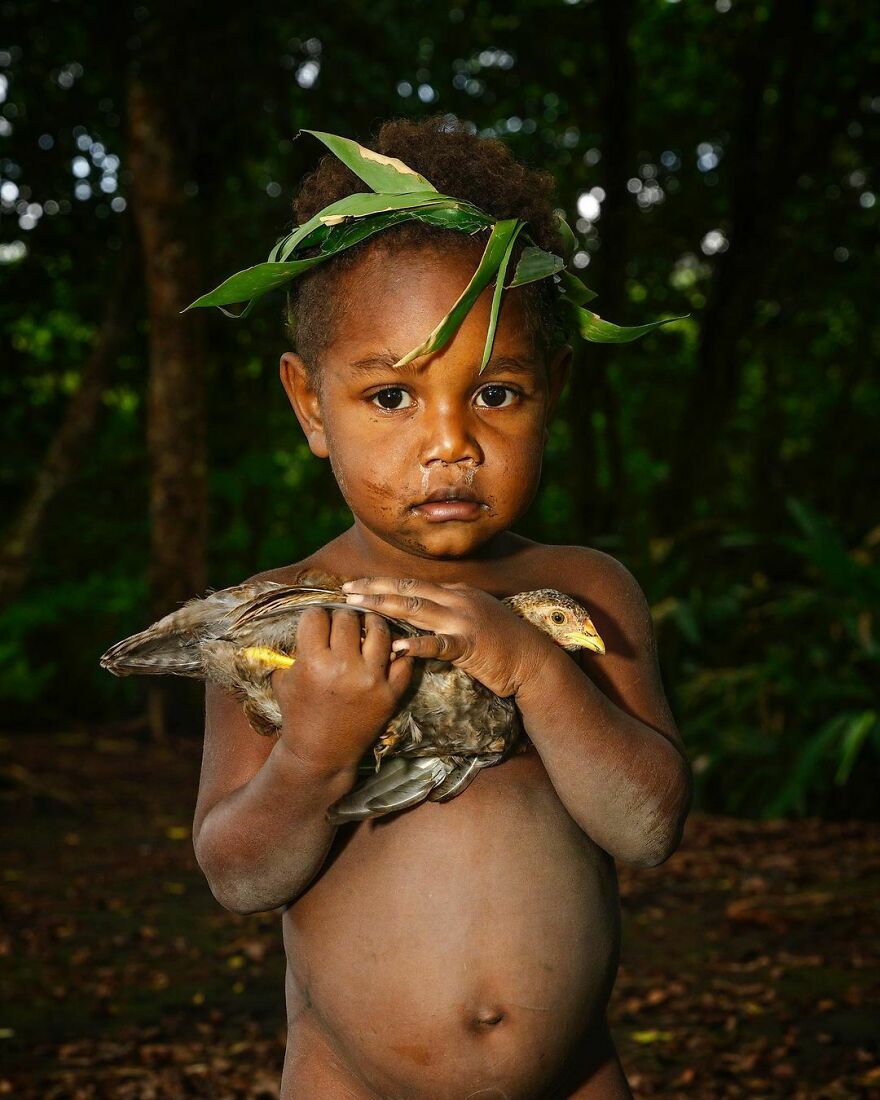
[285,114,570,376]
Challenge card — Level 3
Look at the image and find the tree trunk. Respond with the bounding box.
[0,249,135,609]
[128,73,207,741]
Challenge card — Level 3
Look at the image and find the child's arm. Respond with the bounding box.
[342,561,690,868]
[512,557,690,867]
[192,608,412,913]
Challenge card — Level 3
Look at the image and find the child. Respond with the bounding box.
[191,116,691,1099]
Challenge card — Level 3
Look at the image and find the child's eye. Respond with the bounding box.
[474,385,519,408]
[371,387,413,410]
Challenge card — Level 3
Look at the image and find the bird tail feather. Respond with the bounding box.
[99,581,284,677]
[99,629,205,677]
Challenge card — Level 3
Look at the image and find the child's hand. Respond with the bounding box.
[270,608,413,774]
[342,578,554,699]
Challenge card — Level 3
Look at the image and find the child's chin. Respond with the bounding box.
[396,522,497,560]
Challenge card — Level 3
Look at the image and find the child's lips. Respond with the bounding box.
[410,488,486,522]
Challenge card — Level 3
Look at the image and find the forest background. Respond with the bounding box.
[1,0,878,821]
[2,4,879,1097]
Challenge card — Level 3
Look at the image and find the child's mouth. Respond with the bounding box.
[411,487,486,523]
[415,501,484,522]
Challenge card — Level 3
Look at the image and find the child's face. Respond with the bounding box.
[281,245,570,561]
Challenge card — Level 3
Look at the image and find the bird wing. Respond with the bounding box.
[326,756,454,823]
[428,753,504,801]
[327,750,508,823]
[229,585,420,637]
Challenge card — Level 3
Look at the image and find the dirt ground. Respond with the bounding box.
[1,730,878,1099]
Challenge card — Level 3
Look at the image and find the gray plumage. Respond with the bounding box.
[100,572,604,822]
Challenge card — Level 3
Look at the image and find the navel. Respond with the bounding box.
[468,1006,507,1032]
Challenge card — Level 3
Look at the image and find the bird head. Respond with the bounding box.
[505,589,605,655]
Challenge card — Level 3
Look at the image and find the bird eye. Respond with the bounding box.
[371,387,413,410]
[551,610,566,625]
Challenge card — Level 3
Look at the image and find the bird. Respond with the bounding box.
[100,571,605,822]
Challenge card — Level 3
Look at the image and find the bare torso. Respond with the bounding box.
[266,537,637,1099]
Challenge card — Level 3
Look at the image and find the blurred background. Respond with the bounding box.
[1,2,878,1096]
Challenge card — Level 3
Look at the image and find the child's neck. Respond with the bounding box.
[329,520,528,584]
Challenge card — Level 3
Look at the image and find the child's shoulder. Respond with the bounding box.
[518,538,655,657]
[521,537,648,608]
[240,554,339,589]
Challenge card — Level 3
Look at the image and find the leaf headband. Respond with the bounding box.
[184,128,686,372]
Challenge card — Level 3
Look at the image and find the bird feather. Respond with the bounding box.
[327,756,452,823]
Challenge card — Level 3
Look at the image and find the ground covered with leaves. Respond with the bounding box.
[1,731,878,1099]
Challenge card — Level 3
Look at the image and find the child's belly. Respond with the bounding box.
[281,747,621,1100]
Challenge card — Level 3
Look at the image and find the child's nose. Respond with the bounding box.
[419,402,483,466]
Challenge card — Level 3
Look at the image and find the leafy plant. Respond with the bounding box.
[652,498,880,818]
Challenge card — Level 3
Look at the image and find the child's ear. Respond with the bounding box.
[544,344,572,438]
[279,352,329,458]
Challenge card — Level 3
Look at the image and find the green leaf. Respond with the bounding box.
[187,200,497,316]
[322,200,492,254]
[182,257,327,314]
[559,269,598,305]
[299,129,438,195]
[480,220,527,373]
[507,245,565,288]
[393,218,523,368]
[567,303,690,343]
[554,212,577,264]
[270,191,457,263]
[415,203,494,235]
[835,710,877,785]
[764,714,849,817]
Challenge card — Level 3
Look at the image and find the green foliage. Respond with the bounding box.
[649,500,880,818]
[0,572,149,716]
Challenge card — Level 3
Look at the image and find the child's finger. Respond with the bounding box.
[343,576,457,604]
[391,633,464,663]
[328,607,363,653]
[387,652,414,694]
[344,590,446,630]
[360,612,392,665]
[295,606,331,652]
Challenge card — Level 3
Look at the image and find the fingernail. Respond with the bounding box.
[346,593,365,604]
[391,640,408,652]
[341,581,354,590]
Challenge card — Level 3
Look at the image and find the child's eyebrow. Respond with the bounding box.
[348,352,543,378]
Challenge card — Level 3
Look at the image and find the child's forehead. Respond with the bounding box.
[328,242,541,365]
[341,349,546,387]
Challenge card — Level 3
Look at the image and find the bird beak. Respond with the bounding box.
[240,646,295,670]
[563,628,605,655]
